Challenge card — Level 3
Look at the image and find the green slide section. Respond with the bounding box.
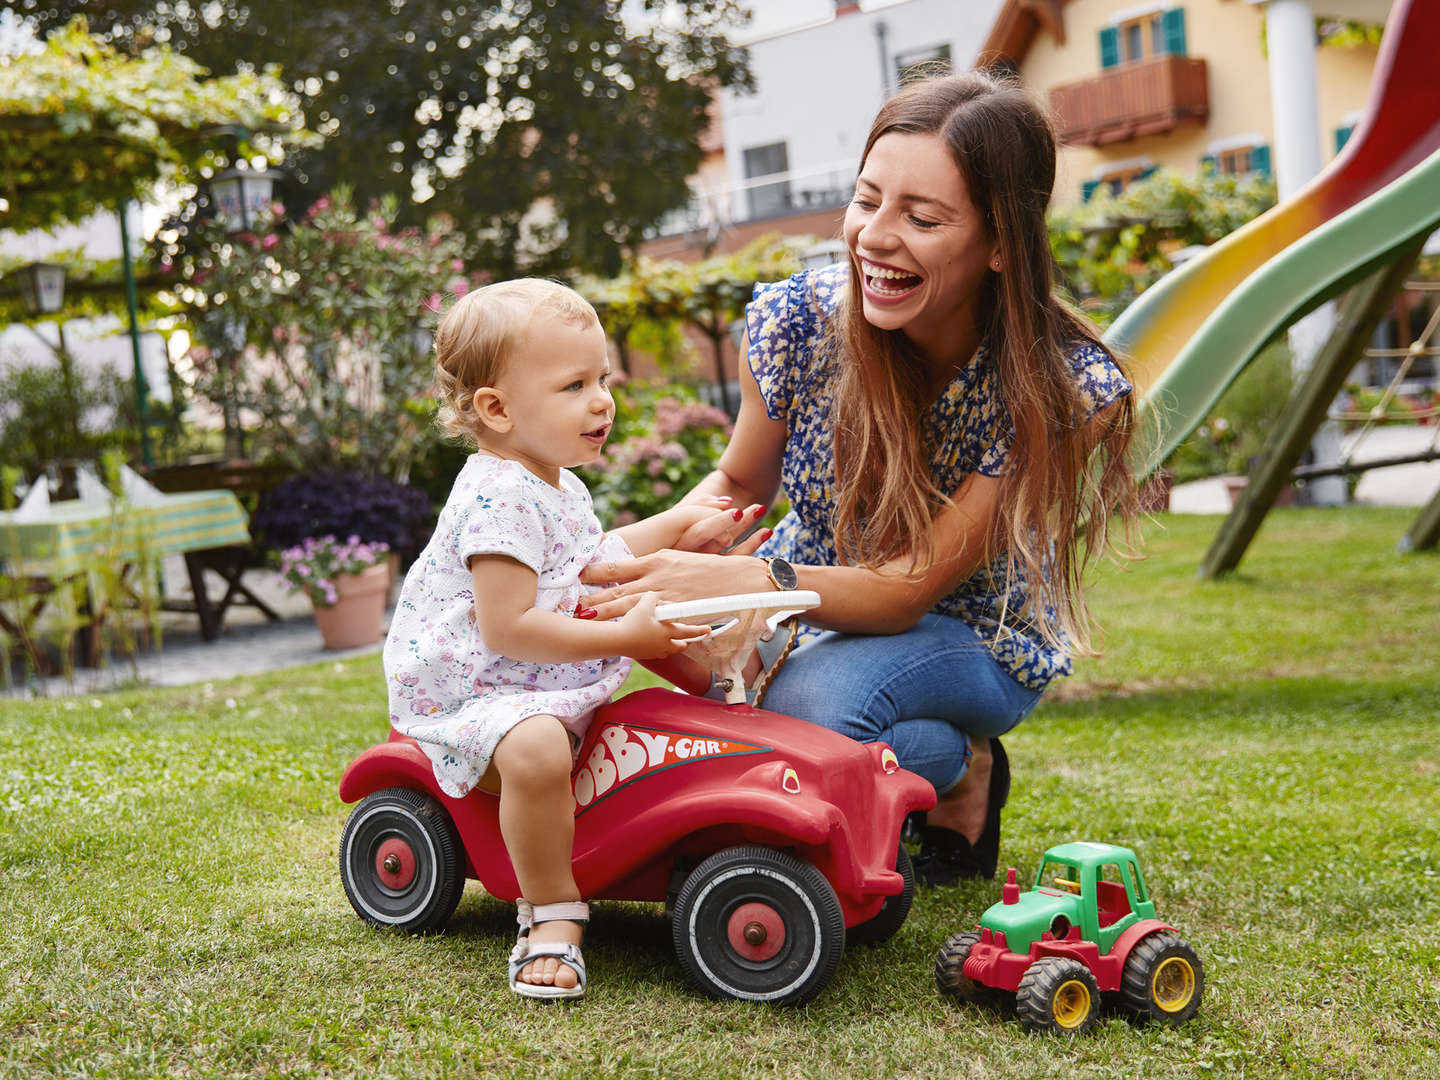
[1136,146,1440,470]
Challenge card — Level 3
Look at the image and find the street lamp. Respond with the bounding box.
[207,166,286,233]
[15,262,66,315]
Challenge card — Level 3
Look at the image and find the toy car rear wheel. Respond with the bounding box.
[1016,956,1101,1035]
[847,844,914,945]
[1121,930,1204,1025]
[671,845,845,1005]
[340,787,464,933]
[934,929,987,1001]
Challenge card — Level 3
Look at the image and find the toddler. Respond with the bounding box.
[384,278,761,1000]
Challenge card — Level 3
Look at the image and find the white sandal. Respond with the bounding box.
[508,900,588,1000]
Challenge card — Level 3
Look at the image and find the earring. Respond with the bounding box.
[990,259,1002,272]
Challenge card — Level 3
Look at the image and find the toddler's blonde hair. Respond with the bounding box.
[433,278,600,444]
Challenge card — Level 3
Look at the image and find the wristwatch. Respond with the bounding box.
[762,556,798,591]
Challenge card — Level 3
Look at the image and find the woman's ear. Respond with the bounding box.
[989,247,1002,273]
[471,386,512,433]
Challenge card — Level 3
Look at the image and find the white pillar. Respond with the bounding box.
[1260,0,1349,504]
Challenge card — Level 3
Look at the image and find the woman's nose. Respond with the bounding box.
[858,206,897,250]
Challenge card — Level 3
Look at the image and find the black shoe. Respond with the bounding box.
[913,738,1010,886]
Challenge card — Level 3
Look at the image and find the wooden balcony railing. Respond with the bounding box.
[1049,55,1209,147]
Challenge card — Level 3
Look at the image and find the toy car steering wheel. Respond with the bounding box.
[656,590,821,705]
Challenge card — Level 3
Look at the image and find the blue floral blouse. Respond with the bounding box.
[746,263,1132,691]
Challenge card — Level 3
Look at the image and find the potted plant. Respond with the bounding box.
[279,535,391,650]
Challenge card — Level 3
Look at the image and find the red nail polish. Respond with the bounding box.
[753,505,767,516]
[761,528,774,541]
[575,607,597,619]
[731,509,744,520]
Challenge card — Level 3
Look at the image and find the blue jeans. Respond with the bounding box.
[759,614,1044,793]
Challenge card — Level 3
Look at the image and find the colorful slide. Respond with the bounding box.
[1102,0,1440,469]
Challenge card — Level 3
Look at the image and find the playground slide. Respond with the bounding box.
[1101,0,1440,467]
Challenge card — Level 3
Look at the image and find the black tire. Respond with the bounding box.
[1015,957,1101,1035]
[671,845,846,1005]
[934,929,986,1001]
[340,787,464,933]
[848,845,915,945]
[1121,930,1204,1025]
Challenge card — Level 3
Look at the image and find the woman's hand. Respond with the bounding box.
[580,549,770,622]
[673,503,769,554]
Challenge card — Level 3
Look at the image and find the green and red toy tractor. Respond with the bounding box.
[935,841,1203,1035]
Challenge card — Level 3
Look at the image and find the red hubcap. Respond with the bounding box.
[375,837,416,889]
[726,902,786,961]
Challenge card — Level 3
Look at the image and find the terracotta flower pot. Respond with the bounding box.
[311,562,388,650]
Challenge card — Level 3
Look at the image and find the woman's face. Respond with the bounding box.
[843,131,999,362]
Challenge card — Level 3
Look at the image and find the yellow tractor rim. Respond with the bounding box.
[1053,979,1093,1029]
[1152,956,1196,1011]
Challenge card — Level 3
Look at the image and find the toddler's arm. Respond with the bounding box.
[470,554,707,663]
[612,498,767,556]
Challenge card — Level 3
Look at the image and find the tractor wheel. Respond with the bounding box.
[848,844,915,945]
[934,929,987,1001]
[1121,930,1204,1024]
[671,845,845,1005]
[340,787,464,933]
[1015,957,1101,1035]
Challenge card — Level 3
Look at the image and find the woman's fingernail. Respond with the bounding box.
[752,505,767,517]
[575,607,597,619]
[716,495,733,503]
[731,509,744,520]
[760,528,774,541]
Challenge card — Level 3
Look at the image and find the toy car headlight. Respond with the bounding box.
[782,768,801,794]
[880,748,899,774]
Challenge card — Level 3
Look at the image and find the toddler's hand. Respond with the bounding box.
[617,592,710,659]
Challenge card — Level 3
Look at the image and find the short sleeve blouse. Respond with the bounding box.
[745,263,1131,691]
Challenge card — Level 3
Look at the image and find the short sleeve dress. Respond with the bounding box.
[383,454,632,798]
[745,263,1132,692]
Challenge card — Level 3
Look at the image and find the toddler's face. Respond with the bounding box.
[490,316,615,480]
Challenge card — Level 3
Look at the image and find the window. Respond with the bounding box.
[1100,7,1186,67]
[895,42,951,85]
[1084,163,1157,200]
[742,142,791,220]
[1335,123,1356,153]
[1203,143,1272,178]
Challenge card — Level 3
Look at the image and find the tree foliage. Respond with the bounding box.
[23,1,752,277]
[0,16,309,233]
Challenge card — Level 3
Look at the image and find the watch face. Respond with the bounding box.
[769,557,799,590]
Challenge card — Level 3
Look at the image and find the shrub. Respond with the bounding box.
[251,471,433,559]
[1163,341,1294,483]
[278,535,390,608]
[575,379,733,526]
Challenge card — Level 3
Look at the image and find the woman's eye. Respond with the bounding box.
[909,215,940,229]
[851,196,877,210]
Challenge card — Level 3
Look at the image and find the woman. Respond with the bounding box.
[581,70,1139,885]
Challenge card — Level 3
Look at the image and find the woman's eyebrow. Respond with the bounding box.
[855,177,957,215]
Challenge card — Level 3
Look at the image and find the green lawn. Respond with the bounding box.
[3,507,1438,1079]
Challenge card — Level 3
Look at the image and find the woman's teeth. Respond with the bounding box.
[861,260,921,294]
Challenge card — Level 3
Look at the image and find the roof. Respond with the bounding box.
[979,0,1067,66]
[1042,840,1139,867]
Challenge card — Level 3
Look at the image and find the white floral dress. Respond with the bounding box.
[384,454,632,797]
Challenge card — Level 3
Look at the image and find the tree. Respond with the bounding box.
[24,1,753,277]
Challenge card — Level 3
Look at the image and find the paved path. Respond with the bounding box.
[7,426,1436,698]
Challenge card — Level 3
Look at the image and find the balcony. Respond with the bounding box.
[648,160,856,240]
[1049,55,1209,147]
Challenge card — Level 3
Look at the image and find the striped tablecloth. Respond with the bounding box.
[0,490,252,577]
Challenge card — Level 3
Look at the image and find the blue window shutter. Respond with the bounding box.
[1100,26,1120,68]
[1082,179,1101,202]
[1139,166,1160,182]
[1335,124,1355,153]
[1200,154,1217,174]
[1162,8,1187,56]
[1250,144,1272,177]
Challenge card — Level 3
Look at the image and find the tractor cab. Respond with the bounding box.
[1030,841,1156,953]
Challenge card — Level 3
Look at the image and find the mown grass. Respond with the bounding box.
[3,506,1438,1079]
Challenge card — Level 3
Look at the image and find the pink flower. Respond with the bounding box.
[262,233,280,250]
[449,278,469,298]
[424,293,443,313]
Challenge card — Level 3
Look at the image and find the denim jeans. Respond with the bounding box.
[758,613,1044,793]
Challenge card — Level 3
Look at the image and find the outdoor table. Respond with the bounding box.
[0,490,279,664]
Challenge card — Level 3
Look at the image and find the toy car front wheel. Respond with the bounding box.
[934,929,987,1001]
[340,787,464,933]
[671,845,845,1005]
[1121,930,1204,1024]
[847,844,914,945]
[1016,956,1101,1035]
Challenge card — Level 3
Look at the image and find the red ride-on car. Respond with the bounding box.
[338,592,935,1005]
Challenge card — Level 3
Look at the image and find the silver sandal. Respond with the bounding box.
[508,900,589,1000]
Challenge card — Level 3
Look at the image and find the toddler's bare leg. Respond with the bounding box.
[483,714,583,990]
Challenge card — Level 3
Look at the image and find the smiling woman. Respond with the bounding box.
[578,70,1141,887]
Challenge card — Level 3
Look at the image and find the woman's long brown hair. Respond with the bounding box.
[828,70,1139,655]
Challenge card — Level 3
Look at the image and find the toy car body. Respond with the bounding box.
[935,841,1204,1034]
[340,686,934,1005]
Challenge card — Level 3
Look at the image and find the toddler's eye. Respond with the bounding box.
[565,380,583,391]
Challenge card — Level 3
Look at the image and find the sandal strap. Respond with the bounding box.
[508,939,587,983]
[516,898,534,930]
[528,901,589,925]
